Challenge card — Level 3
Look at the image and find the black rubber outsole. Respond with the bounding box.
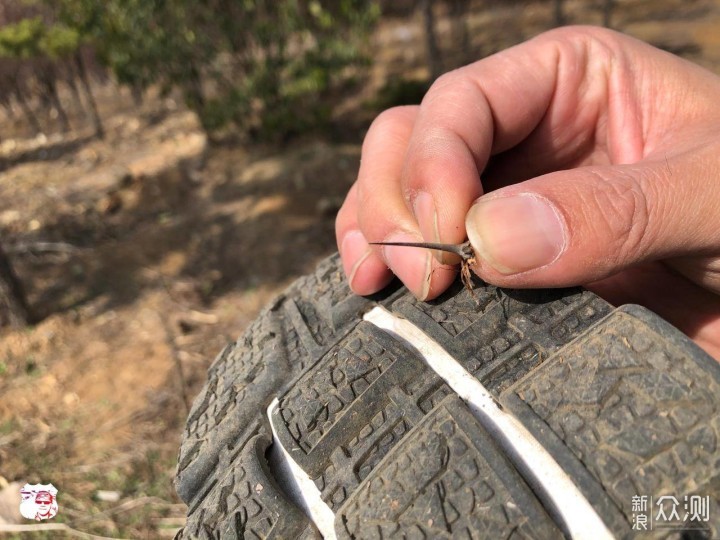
[174,253,720,539]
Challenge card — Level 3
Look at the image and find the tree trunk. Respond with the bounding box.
[554,0,566,26]
[450,0,471,65]
[131,83,144,107]
[75,51,104,139]
[187,62,205,110]
[420,0,442,80]
[40,70,71,133]
[0,243,30,328]
[603,0,615,28]
[13,83,42,136]
[0,95,16,120]
[65,66,86,116]
[421,0,442,80]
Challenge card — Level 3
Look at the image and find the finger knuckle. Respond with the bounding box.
[423,70,481,109]
[540,25,623,52]
[538,25,626,79]
[424,70,460,100]
[363,107,413,153]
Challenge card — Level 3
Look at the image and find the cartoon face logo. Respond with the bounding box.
[20,483,58,521]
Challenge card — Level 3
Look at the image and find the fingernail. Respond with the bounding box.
[466,193,566,274]
[341,230,372,288]
[382,231,431,300]
[413,191,460,265]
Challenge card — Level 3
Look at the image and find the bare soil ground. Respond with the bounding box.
[1,1,720,537]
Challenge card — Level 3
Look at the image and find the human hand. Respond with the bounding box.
[335,25,720,359]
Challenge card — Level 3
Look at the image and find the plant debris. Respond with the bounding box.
[370,240,477,294]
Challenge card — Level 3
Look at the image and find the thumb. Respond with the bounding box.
[465,152,720,287]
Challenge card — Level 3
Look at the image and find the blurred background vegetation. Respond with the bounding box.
[0,0,379,143]
[0,0,712,150]
[0,0,719,537]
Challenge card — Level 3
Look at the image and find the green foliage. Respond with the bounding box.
[0,0,378,139]
[0,17,45,58]
[41,24,80,58]
[48,0,380,140]
[0,17,80,61]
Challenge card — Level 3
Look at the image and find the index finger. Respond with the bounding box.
[401,26,637,254]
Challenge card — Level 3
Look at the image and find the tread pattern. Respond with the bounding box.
[175,253,720,539]
[177,427,319,539]
[501,305,720,538]
[391,279,612,395]
[336,396,561,539]
[271,321,451,510]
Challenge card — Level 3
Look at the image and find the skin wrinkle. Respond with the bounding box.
[585,36,618,161]
[672,257,720,291]
[379,229,434,299]
[641,56,720,155]
[605,45,645,165]
[639,62,678,155]
[644,144,720,256]
[348,249,372,288]
[559,35,607,164]
[420,247,432,300]
[690,152,720,247]
[614,173,651,260]
[639,160,677,253]
[639,56,663,155]
[599,42,625,165]
[411,125,465,162]
[357,175,414,240]
[582,168,651,264]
